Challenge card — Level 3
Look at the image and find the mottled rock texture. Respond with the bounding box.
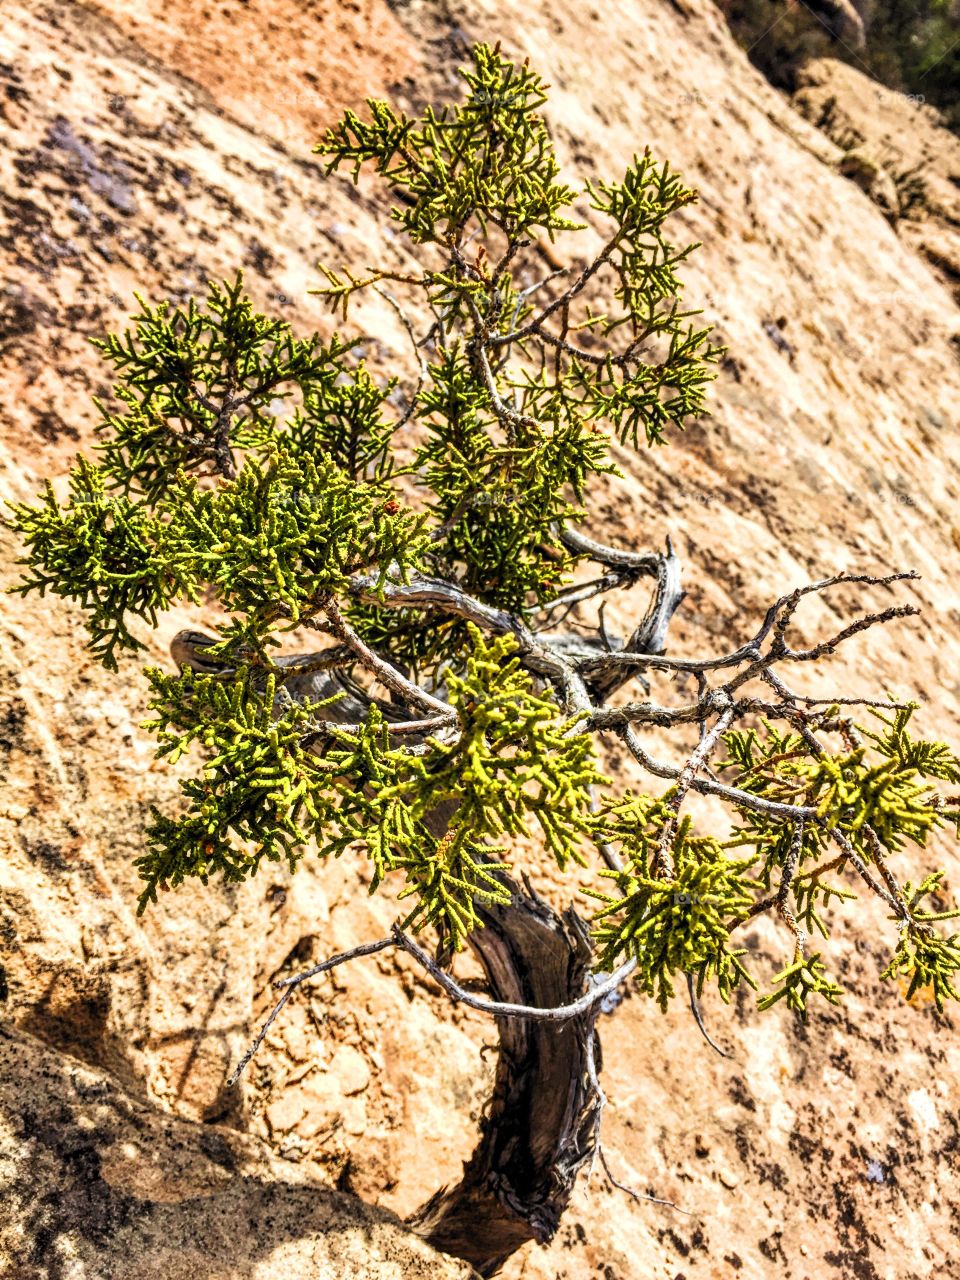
[0,1025,476,1278]
[1,0,959,1277]
[794,56,960,299]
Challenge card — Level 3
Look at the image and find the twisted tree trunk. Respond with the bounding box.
[408,878,603,1277]
[405,542,683,1274]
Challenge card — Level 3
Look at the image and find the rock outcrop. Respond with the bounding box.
[794,56,960,297]
[0,1025,476,1279]
[2,0,959,1277]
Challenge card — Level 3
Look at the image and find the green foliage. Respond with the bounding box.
[10,434,425,669]
[9,458,195,668]
[575,321,718,450]
[587,800,760,1009]
[712,706,960,1010]
[92,274,353,498]
[317,43,579,242]
[858,0,960,131]
[326,627,604,948]
[720,705,960,873]
[413,344,615,615]
[168,448,426,633]
[574,154,717,447]
[586,699,960,1017]
[316,42,722,641]
[137,666,338,911]
[863,704,960,783]
[756,952,843,1017]
[8,274,425,668]
[880,870,960,1012]
[137,625,601,950]
[287,363,399,482]
[576,692,960,1017]
[8,41,960,1031]
[882,926,960,1013]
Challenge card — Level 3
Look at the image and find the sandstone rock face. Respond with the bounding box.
[0,1025,476,1279]
[715,0,865,49]
[837,147,899,217]
[794,57,960,296]
[2,0,960,1277]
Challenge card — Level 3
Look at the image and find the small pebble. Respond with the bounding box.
[330,1044,370,1096]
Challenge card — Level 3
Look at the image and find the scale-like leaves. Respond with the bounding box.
[587,800,761,1008]
[9,40,960,1025]
[9,458,193,670]
[317,44,580,243]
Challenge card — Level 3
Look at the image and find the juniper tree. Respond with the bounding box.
[10,43,960,1277]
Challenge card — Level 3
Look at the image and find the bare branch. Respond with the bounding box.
[323,596,454,718]
[393,927,638,1021]
[654,703,735,875]
[829,828,909,920]
[558,523,663,576]
[784,605,920,663]
[229,924,641,1091]
[776,821,807,957]
[374,285,427,430]
[228,936,395,1085]
[588,696,712,732]
[569,570,919,683]
[348,570,576,687]
[301,713,457,747]
[686,973,733,1059]
[534,573,627,616]
[488,226,626,348]
[598,1146,694,1216]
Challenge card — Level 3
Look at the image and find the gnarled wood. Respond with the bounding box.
[408,878,602,1277]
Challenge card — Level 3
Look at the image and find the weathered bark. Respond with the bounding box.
[408,878,603,1277]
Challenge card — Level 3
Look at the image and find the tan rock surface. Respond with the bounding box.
[1,0,959,1277]
[0,1024,476,1278]
[794,56,960,297]
[83,0,420,151]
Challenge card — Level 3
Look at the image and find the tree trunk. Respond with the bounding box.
[407,877,603,1277]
